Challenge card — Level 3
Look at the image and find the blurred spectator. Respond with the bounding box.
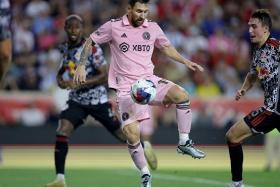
[38,48,61,91]
[16,102,46,126]
[13,17,35,55]
[214,62,241,97]
[25,0,50,18]
[208,27,236,67]
[195,71,221,97]
[18,64,41,90]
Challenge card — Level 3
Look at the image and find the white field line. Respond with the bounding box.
[116,170,255,187]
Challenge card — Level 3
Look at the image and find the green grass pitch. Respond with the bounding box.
[0,146,279,187]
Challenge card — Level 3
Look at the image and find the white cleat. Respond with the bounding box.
[226,181,244,187]
[177,139,205,159]
[141,174,152,187]
[45,178,66,187]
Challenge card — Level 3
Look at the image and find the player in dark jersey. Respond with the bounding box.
[0,0,12,87]
[225,9,280,187]
[45,15,157,187]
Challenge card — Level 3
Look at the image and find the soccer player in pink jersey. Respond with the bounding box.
[74,0,205,186]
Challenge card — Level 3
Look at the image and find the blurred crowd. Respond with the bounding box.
[2,0,279,128]
[4,0,280,96]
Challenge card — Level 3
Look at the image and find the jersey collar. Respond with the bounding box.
[122,15,149,28]
[67,37,85,49]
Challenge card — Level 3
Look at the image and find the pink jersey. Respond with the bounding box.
[90,15,171,93]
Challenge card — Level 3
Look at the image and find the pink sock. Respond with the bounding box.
[128,142,147,170]
[176,102,192,134]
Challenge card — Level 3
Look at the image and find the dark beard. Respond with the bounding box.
[131,19,143,27]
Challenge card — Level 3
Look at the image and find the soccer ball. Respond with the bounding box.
[130,79,156,105]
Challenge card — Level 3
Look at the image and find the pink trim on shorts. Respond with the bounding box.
[122,114,150,128]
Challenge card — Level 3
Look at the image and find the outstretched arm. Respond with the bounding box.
[159,45,204,72]
[73,37,95,84]
[235,72,257,100]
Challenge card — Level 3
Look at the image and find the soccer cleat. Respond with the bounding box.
[143,141,158,170]
[45,178,66,187]
[177,139,205,159]
[226,181,244,187]
[141,174,152,187]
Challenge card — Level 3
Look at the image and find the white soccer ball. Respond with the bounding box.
[130,79,156,105]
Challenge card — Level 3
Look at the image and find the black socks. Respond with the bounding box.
[228,142,243,181]
[55,135,69,174]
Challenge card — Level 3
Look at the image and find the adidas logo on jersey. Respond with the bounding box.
[121,33,127,38]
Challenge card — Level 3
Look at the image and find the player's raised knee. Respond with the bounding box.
[225,128,239,144]
[165,85,189,104]
[123,124,140,144]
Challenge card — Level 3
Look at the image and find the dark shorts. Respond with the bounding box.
[0,9,11,40]
[244,107,280,134]
[60,100,121,133]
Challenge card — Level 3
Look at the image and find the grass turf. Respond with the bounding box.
[0,146,279,187]
[0,168,279,187]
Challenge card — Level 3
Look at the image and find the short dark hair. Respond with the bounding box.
[129,0,150,7]
[251,9,272,31]
[65,14,83,26]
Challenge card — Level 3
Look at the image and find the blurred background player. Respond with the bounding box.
[45,14,157,187]
[225,9,280,187]
[0,0,12,87]
[264,129,280,171]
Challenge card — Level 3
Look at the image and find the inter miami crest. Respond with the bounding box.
[142,32,150,40]
[122,112,129,121]
[119,42,129,52]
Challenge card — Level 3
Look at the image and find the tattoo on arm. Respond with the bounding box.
[80,38,93,65]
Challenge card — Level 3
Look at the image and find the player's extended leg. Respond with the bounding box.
[92,101,158,171]
[45,119,74,187]
[108,124,157,171]
[123,122,152,187]
[225,119,252,187]
[0,38,12,87]
[140,118,157,170]
[163,85,205,159]
[104,123,158,171]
